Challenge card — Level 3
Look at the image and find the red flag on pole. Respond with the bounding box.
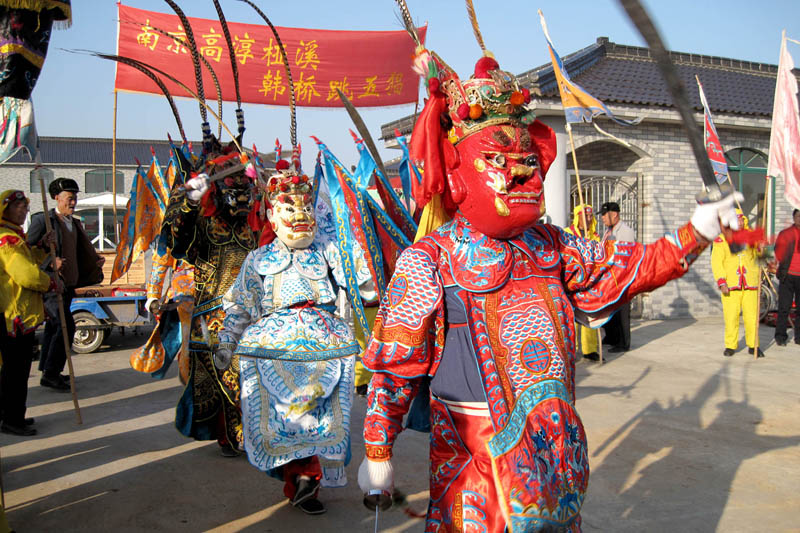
[696,76,729,185]
[767,33,800,210]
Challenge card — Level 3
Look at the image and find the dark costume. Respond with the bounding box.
[162,175,256,449]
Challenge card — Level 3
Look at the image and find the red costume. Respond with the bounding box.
[356,27,731,531]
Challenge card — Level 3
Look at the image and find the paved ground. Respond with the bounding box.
[1,318,798,532]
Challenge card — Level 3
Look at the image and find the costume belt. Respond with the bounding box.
[435,396,490,417]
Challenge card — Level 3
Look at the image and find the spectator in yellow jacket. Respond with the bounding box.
[711,210,763,357]
[565,204,602,361]
[0,190,60,436]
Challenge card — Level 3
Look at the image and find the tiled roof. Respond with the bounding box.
[382,37,788,139]
[518,37,784,117]
[5,137,201,166]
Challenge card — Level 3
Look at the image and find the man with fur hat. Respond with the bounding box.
[27,178,103,391]
[357,44,743,532]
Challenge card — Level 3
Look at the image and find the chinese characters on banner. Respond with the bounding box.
[116,5,425,108]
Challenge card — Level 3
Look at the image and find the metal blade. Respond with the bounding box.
[336,89,390,183]
[617,0,718,192]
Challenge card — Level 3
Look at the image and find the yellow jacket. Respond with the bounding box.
[711,232,759,291]
[0,221,51,335]
[564,204,600,242]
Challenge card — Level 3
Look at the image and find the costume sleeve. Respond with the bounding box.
[554,222,707,323]
[326,237,378,304]
[25,212,46,248]
[220,251,264,348]
[161,188,200,263]
[0,236,51,293]
[710,237,729,287]
[362,243,443,461]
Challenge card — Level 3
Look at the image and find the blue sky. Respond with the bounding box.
[34,0,800,171]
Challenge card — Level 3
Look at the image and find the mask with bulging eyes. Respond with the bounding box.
[448,124,545,239]
[218,175,254,217]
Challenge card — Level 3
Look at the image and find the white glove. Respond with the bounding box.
[186,174,210,204]
[214,346,233,370]
[146,298,160,315]
[357,457,394,494]
[690,190,744,241]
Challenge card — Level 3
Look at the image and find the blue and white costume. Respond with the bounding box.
[220,214,375,486]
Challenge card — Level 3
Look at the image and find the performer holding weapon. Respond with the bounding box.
[357,1,745,531]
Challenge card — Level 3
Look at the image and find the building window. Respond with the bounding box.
[85,169,124,194]
[29,167,55,193]
[725,148,769,229]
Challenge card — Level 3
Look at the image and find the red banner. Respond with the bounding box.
[115,4,425,108]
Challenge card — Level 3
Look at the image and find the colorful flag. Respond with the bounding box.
[767,35,800,210]
[111,153,170,282]
[539,11,640,126]
[111,163,146,282]
[696,77,729,185]
[351,131,417,242]
[313,139,379,336]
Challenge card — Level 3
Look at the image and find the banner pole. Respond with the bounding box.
[112,89,119,244]
[565,122,603,364]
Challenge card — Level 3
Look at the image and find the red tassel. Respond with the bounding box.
[408,93,448,208]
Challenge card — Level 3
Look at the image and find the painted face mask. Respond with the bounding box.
[266,170,316,249]
[218,174,254,218]
[450,124,545,238]
[409,53,557,239]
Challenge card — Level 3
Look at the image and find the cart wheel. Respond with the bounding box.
[72,311,105,354]
[759,282,777,322]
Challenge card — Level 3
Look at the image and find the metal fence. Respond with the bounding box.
[569,170,640,240]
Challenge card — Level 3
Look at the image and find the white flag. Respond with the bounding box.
[767,35,800,210]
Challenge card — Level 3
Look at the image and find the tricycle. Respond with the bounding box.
[70,287,153,354]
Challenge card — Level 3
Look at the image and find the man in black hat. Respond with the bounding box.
[27,178,104,390]
[599,201,637,353]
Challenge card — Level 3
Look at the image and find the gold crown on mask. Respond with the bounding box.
[424,52,537,143]
[265,165,312,204]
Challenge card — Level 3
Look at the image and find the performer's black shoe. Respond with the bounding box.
[219,443,239,457]
[40,375,70,391]
[583,352,600,361]
[723,348,735,357]
[775,339,787,346]
[1,422,37,436]
[748,347,765,358]
[296,497,326,515]
[292,477,320,507]
[609,346,628,353]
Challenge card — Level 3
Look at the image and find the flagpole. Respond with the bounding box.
[112,89,119,244]
[564,122,603,364]
[753,175,771,359]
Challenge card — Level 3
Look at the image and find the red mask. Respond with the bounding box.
[448,124,552,239]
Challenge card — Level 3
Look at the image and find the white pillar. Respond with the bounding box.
[540,116,569,228]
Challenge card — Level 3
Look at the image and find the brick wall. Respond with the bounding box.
[567,118,782,320]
